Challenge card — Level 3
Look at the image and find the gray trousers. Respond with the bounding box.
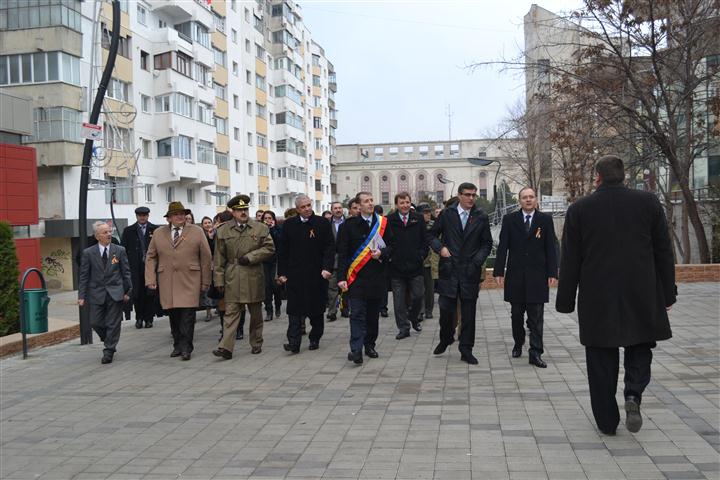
[326,269,341,315]
[89,295,124,355]
[391,275,424,334]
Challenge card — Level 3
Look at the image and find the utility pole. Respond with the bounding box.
[446,104,454,141]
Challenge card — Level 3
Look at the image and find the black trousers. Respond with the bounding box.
[287,314,324,347]
[438,294,477,354]
[585,342,654,433]
[263,262,282,314]
[391,275,424,334]
[422,266,434,316]
[133,286,155,322]
[511,303,544,355]
[348,297,380,352]
[168,308,196,354]
[89,296,124,355]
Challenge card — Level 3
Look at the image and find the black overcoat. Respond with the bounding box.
[120,221,157,299]
[493,210,558,304]
[386,210,428,278]
[427,203,493,299]
[337,214,394,299]
[277,215,335,316]
[556,184,676,348]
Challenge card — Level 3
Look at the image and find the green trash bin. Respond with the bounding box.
[23,288,50,334]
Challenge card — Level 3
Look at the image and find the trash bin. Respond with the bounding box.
[23,288,50,334]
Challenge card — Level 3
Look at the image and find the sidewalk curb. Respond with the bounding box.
[0,325,80,358]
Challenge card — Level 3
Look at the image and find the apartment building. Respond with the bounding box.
[0,0,337,289]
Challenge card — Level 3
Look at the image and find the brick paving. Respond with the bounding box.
[1,283,718,480]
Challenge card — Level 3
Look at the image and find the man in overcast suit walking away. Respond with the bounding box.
[556,155,676,435]
[494,187,558,368]
[78,221,132,364]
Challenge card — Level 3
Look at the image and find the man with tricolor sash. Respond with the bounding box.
[337,192,394,365]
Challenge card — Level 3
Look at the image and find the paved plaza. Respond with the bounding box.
[1,283,718,480]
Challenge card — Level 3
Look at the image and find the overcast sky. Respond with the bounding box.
[300,0,581,145]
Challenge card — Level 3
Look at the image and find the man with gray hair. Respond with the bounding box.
[78,221,132,364]
[277,194,335,352]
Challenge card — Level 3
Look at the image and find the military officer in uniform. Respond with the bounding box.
[121,206,158,329]
[213,195,275,359]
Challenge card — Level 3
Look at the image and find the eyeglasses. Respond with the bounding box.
[459,192,478,198]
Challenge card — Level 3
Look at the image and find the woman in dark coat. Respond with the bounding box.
[261,211,283,321]
[200,216,218,321]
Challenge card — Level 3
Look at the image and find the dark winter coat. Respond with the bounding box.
[386,210,428,278]
[121,221,158,299]
[556,183,676,348]
[493,210,558,304]
[427,203,493,299]
[337,214,394,299]
[277,215,335,316]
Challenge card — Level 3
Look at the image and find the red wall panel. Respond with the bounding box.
[15,238,42,289]
[0,144,38,226]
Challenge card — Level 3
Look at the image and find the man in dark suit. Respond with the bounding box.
[387,192,427,339]
[278,194,335,353]
[121,206,158,329]
[556,155,676,435]
[494,187,558,368]
[337,192,394,364]
[326,201,346,322]
[428,182,493,365]
[78,221,132,364]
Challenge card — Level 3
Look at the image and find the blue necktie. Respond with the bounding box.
[460,210,468,230]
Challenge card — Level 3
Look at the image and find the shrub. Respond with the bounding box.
[0,221,20,336]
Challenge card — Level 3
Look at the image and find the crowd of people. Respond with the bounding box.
[77,155,677,436]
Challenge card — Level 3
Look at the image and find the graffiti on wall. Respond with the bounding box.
[42,249,70,277]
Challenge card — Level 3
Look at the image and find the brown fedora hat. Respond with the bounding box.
[164,201,191,217]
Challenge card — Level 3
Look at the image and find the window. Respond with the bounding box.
[213,47,226,67]
[145,184,153,203]
[107,78,130,102]
[141,95,150,113]
[419,145,429,156]
[215,152,228,169]
[274,84,302,104]
[213,12,225,33]
[231,28,237,43]
[256,44,266,60]
[275,138,306,156]
[232,62,238,76]
[197,102,214,124]
[254,15,264,34]
[270,168,276,179]
[215,116,227,135]
[276,111,303,129]
[256,103,266,119]
[234,159,241,173]
[315,179,322,192]
[313,96,321,107]
[166,186,175,203]
[450,144,459,156]
[22,107,82,144]
[0,0,82,31]
[247,132,253,146]
[194,63,211,87]
[245,39,251,53]
[245,69,252,84]
[104,125,132,151]
[142,139,151,158]
[187,188,195,204]
[313,117,321,129]
[153,52,172,70]
[246,101,252,116]
[215,186,229,206]
[315,160,322,170]
[233,95,239,109]
[258,162,268,176]
[233,127,240,140]
[156,136,192,159]
[312,75,321,86]
[104,176,134,204]
[102,25,132,59]
[244,8,250,22]
[248,162,254,176]
[177,136,192,159]
[137,4,147,24]
[140,50,149,71]
[214,82,226,100]
[434,145,444,156]
[175,51,192,77]
[0,52,79,86]
[197,140,214,164]
[382,192,390,204]
[231,0,237,11]
[312,54,321,66]
[255,73,266,91]
[256,134,267,148]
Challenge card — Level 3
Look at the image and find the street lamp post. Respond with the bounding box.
[467,157,503,221]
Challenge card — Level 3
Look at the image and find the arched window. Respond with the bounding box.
[433,170,448,204]
[397,170,410,194]
[360,172,373,194]
[379,171,391,205]
[415,170,428,200]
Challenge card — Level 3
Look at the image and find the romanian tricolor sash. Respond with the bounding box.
[346,214,388,287]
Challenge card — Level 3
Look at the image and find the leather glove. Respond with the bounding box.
[238,256,250,266]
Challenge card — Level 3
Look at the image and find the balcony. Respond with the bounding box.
[147,0,213,26]
[156,156,216,186]
[275,177,306,195]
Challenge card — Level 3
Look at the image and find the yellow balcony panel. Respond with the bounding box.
[315,170,323,180]
[214,65,228,86]
[313,128,323,138]
[102,50,132,81]
[312,86,321,97]
[313,107,322,117]
[256,147,268,162]
[101,2,131,29]
[256,118,267,136]
[255,58,266,76]
[30,141,83,167]
[9,83,81,110]
[215,99,228,118]
[212,0,227,16]
[255,88,267,106]
[216,133,229,153]
[105,151,137,178]
[314,149,323,159]
[217,168,230,187]
[312,65,321,76]
[211,31,227,48]
[258,176,269,191]
[104,99,134,129]
[0,27,82,57]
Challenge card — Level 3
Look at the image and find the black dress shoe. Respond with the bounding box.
[529,355,547,368]
[236,331,243,340]
[461,352,479,365]
[135,319,144,329]
[511,346,522,358]
[379,309,389,318]
[251,346,262,354]
[327,313,337,322]
[340,309,350,318]
[625,396,642,433]
[396,331,410,340]
[425,312,433,319]
[265,312,273,322]
[181,352,191,361]
[308,342,319,351]
[348,351,363,364]
[433,342,450,355]
[364,347,378,358]
[283,343,300,354]
[213,347,232,359]
[411,321,422,332]
[101,353,113,364]
[145,320,153,328]
[170,349,181,357]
